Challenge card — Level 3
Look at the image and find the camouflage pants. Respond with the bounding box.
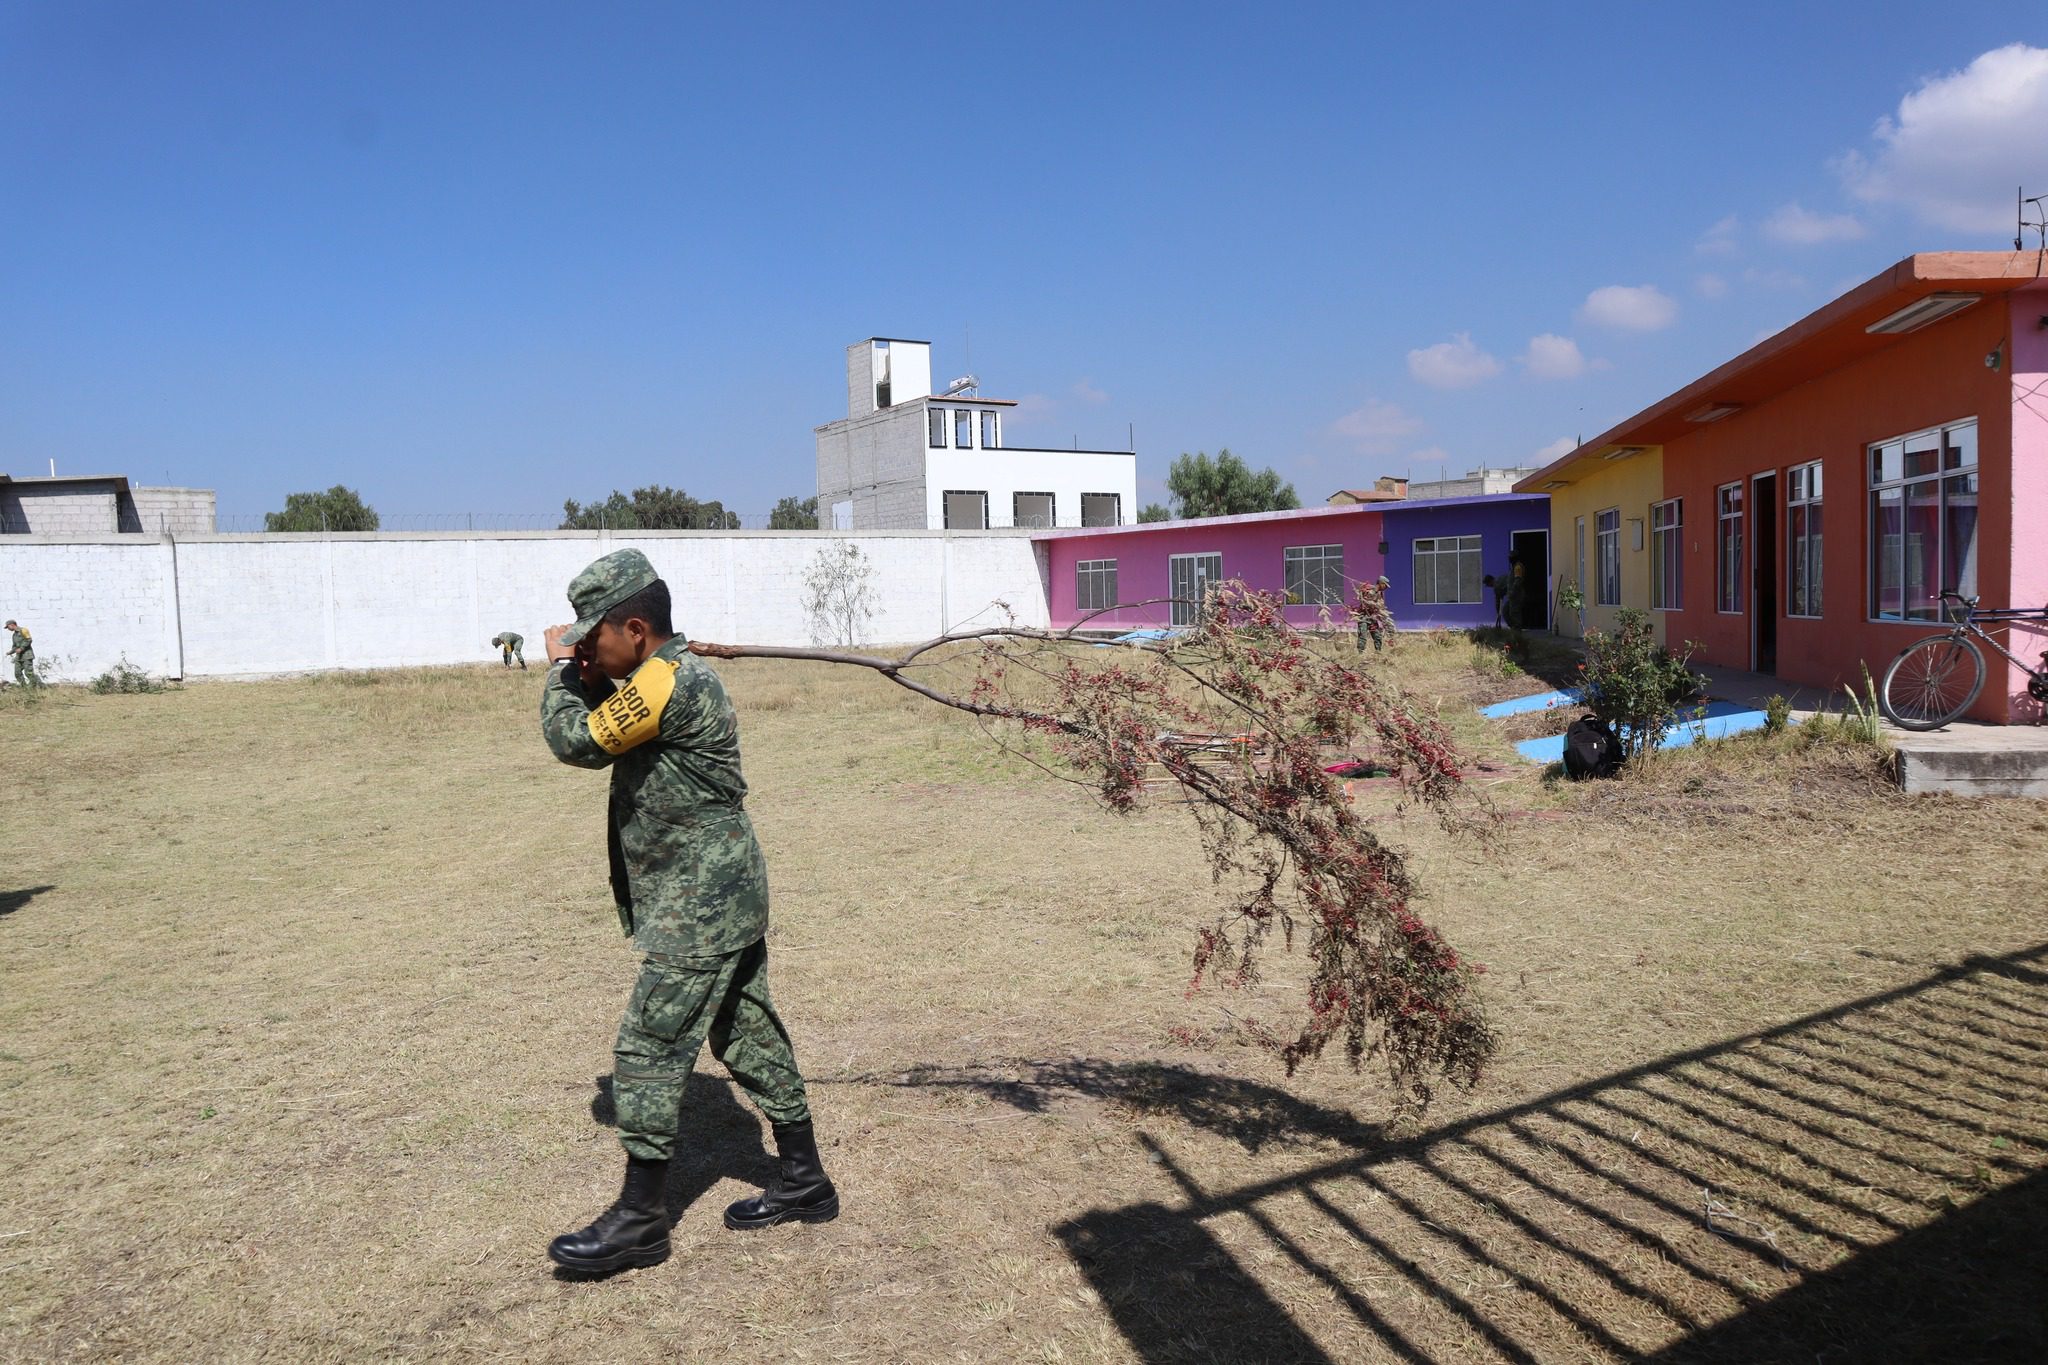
[612,938,810,1161]
[12,652,33,686]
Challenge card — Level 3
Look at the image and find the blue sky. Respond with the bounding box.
[3,3,2044,522]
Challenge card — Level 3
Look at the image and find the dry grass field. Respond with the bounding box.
[2,636,2044,1363]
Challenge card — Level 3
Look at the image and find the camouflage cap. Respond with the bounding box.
[560,548,660,646]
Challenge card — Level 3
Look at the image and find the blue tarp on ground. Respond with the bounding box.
[1513,700,1770,764]
[1093,628,1184,646]
[1479,687,1585,719]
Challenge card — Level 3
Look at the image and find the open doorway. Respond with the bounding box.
[1750,471,1778,674]
[1510,529,1550,632]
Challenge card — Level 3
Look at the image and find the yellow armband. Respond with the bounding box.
[587,658,680,754]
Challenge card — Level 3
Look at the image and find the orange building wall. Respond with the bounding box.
[1658,303,2016,718]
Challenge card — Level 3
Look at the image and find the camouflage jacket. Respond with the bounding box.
[8,627,30,658]
[540,635,768,955]
[492,633,523,649]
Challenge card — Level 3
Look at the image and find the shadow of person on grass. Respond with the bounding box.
[0,885,54,918]
[870,1057,1386,1155]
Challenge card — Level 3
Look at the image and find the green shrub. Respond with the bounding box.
[1578,608,1706,759]
[1763,693,1792,734]
[90,657,170,695]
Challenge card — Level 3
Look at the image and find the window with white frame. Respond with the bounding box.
[1595,510,1620,605]
[980,410,998,449]
[1788,461,1823,617]
[1650,498,1682,610]
[1075,559,1118,612]
[954,409,973,448]
[1870,419,1975,621]
[1283,544,1344,605]
[1413,535,1482,605]
[928,408,946,448]
[1716,483,1744,613]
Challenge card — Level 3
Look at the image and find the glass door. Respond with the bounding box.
[1169,553,1223,626]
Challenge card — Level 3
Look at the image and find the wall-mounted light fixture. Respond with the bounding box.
[1865,292,1982,335]
[1602,445,1648,461]
[1987,344,2004,371]
[1542,479,1571,491]
[1376,541,1389,555]
[1684,402,1743,424]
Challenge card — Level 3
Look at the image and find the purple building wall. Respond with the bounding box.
[1379,493,1553,630]
[1035,494,1550,631]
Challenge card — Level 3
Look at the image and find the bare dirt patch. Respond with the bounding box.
[2,652,2042,1362]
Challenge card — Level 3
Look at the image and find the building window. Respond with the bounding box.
[928,408,947,448]
[1716,484,1743,613]
[1076,559,1118,612]
[1870,419,1975,621]
[942,490,988,529]
[1788,461,1823,618]
[1650,498,1682,610]
[1080,493,1121,527]
[1574,516,1586,604]
[1413,534,1482,605]
[874,339,891,410]
[1283,544,1344,605]
[1168,552,1223,626]
[955,409,973,448]
[1013,492,1055,528]
[980,411,998,449]
[1595,510,1620,606]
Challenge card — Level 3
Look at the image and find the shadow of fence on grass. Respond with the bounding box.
[906,944,2048,1362]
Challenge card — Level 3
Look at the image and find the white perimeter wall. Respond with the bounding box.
[923,448,1138,529]
[0,530,1051,682]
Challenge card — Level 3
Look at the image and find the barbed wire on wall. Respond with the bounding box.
[205,512,1133,534]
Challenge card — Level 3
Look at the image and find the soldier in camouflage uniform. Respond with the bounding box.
[1353,577,1393,653]
[539,548,836,1275]
[6,620,36,688]
[490,631,527,669]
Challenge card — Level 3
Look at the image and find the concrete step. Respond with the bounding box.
[1891,723,2048,797]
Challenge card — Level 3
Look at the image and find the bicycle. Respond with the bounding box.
[1877,591,2048,730]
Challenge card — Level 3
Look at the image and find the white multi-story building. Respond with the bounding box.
[815,338,1138,531]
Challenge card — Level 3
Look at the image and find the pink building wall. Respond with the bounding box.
[2004,289,2048,718]
[1039,504,1388,630]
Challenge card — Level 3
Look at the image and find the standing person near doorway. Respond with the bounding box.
[538,548,837,1276]
[1502,555,1529,652]
[491,631,527,669]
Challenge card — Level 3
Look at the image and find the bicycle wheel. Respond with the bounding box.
[1879,633,1985,730]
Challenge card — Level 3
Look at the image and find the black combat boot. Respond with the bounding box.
[724,1120,839,1230]
[548,1155,671,1272]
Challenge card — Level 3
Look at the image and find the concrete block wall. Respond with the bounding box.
[0,530,1050,683]
[1,487,123,534]
[816,405,928,529]
[129,488,217,536]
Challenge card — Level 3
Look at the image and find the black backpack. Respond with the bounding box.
[1562,714,1621,780]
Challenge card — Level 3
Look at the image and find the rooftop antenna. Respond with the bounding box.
[2016,186,2048,251]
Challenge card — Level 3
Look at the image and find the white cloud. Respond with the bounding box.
[1695,273,1729,299]
[1519,333,1590,380]
[1071,378,1109,406]
[1578,284,1678,331]
[1330,399,1425,454]
[1761,201,1868,244]
[1406,332,1503,389]
[1836,43,2048,234]
[1403,445,1454,470]
[1532,436,1576,463]
[1696,214,1741,255]
[1742,266,1811,293]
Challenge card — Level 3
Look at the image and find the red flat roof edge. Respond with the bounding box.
[1515,250,2047,490]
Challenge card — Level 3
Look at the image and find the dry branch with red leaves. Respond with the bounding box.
[692,582,1497,1109]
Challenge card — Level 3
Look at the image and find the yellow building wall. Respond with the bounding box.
[1545,448,1667,645]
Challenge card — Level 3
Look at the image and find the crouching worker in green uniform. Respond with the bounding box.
[539,548,836,1275]
[491,631,526,669]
